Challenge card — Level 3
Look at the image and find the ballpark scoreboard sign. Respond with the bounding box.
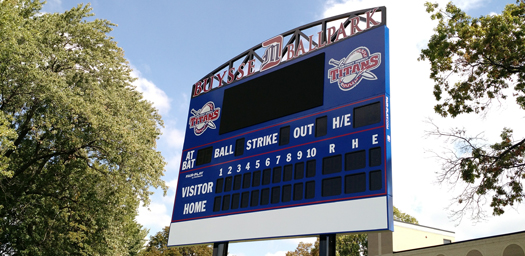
[169,7,392,246]
[191,8,383,98]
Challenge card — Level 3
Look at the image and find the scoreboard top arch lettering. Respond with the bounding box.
[169,6,392,247]
[191,7,386,98]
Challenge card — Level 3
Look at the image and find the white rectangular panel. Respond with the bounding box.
[168,196,389,246]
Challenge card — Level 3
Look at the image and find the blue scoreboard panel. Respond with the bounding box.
[169,9,391,247]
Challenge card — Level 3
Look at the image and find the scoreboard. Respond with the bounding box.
[169,7,391,247]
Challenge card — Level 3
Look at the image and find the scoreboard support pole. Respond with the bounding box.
[212,242,229,256]
[319,234,336,256]
[368,231,393,256]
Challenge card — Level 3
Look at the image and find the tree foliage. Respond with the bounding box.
[139,226,213,256]
[286,242,318,256]
[393,206,419,224]
[286,207,417,256]
[0,0,166,254]
[419,0,525,220]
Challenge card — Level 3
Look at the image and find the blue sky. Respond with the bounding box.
[42,1,522,256]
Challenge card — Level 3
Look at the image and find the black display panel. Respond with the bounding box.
[196,146,213,166]
[216,178,224,193]
[345,150,366,171]
[231,193,240,209]
[213,196,221,212]
[243,173,251,189]
[271,186,280,204]
[252,170,261,187]
[322,177,342,197]
[305,181,315,199]
[241,192,249,208]
[353,102,381,128]
[370,170,382,191]
[282,185,292,202]
[222,195,231,211]
[262,169,271,185]
[235,138,245,156]
[250,190,259,207]
[316,116,327,137]
[306,160,316,178]
[233,175,242,190]
[369,147,382,167]
[293,183,303,201]
[220,53,325,134]
[261,188,270,205]
[280,126,290,146]
[283,165,293,181]
[224,176,232,192]
[345,173,366,194]
[323,155,342,175]
[273,167,282,183]
[294,162,304,180]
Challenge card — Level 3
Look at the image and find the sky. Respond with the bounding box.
[42,0,523,255]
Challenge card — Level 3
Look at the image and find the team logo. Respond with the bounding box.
[328,46,381,91]
[260,35,283,72]
[189,101,220,136]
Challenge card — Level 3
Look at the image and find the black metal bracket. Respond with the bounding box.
[319,234,336,256]
[212,242,229,256]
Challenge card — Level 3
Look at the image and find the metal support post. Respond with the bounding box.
[212,242,229,256]
[319,234,336,256]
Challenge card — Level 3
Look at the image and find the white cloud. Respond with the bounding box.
[286,237,317,245]
[178,93,190,113]
[160,125,185,177]
[40,0,63,13]
[264,251,288,256]
[165,153,182,172]
[136,202,172,231]
[131,69,171,115]
[453,0,487,11]
[162,126,186,149]
[163,177,180,204]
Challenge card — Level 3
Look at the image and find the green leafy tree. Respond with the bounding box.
[286,242,316,256]
[0,112,16,179]
[0,0,166,255]
[139,226,213,256]
[393,206,419,224]
[419,1,525,220]
[286,207,417,256]
[335,234,367,256]
[0,0,20,181]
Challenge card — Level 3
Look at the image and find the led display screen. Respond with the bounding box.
[220,54,325,135]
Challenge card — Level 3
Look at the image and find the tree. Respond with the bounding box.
[286,207,417,256]
[0,112,16,179]
[335,234,367,256]
[286,242,316,256]
[419,1,525,220]
[393,206,418,224]
[139,226,213,256]
[0,0,166,254]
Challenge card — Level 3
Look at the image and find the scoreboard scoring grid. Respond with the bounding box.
[177,95,388,222]
[169,7,391,247]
